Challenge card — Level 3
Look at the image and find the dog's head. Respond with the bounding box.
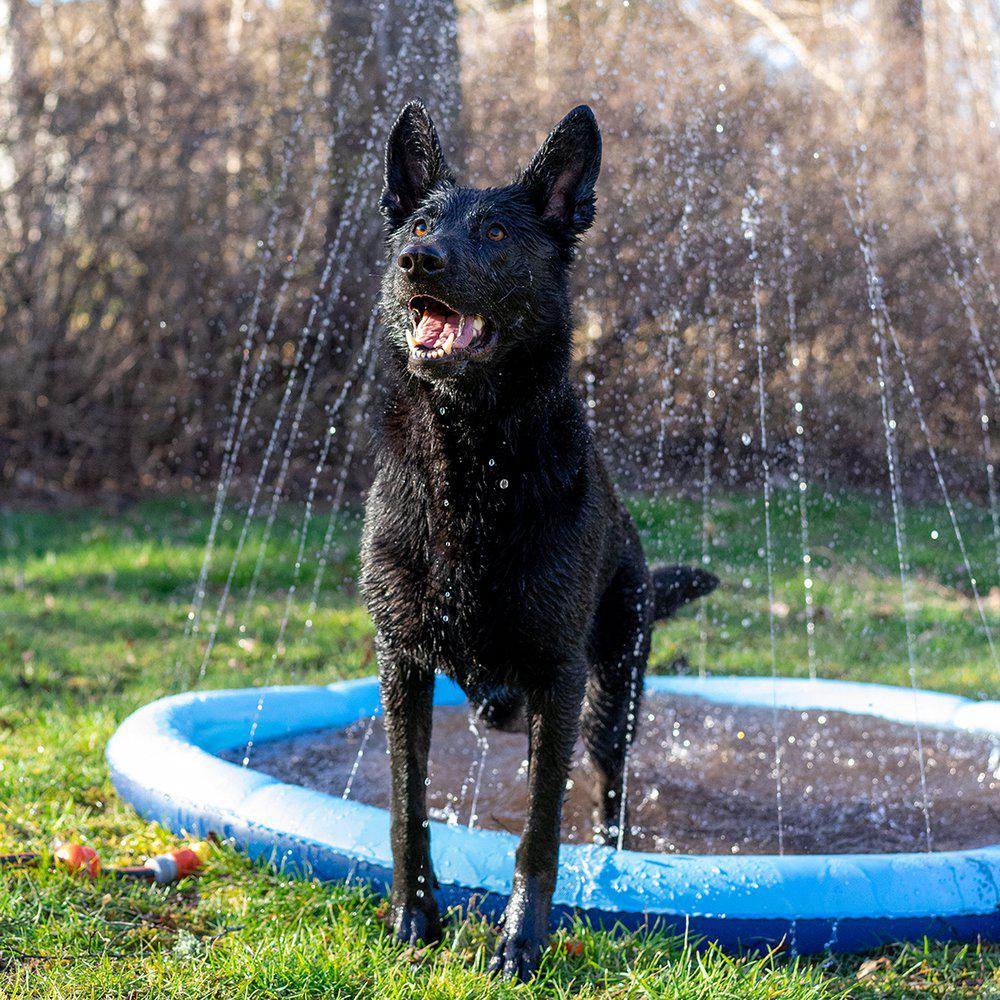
[378,102,601,385]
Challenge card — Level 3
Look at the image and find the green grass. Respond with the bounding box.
[1,489,998,998]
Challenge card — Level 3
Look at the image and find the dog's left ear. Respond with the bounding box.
[380,101,455,228]
[518,105,602,239]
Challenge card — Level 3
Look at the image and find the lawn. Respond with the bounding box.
[1,488,998,998]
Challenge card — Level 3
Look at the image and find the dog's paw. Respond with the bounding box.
[487,928,545,982]
[487,884,550,982]
[391,899,443,948]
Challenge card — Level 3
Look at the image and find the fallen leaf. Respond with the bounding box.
[856,956,891,979]
[401,944,433,965]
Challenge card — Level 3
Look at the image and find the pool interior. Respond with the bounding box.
[221,694,1000,855]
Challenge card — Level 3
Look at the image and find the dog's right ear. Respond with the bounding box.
[380,102,454,228]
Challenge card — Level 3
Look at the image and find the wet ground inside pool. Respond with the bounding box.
[222,695,1000,855]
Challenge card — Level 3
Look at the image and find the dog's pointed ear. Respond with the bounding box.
[380,101,455,228]
[518,105,601,239]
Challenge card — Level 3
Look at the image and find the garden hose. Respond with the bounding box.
[0,841,208,884]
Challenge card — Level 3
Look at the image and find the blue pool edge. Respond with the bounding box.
[106,674,1000,953]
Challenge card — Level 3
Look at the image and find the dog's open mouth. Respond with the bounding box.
[406,296,492,361]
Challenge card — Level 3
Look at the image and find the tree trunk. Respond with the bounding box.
[322,0,462,371]
[876,0,925,114]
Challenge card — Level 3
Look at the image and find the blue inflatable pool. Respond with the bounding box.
[107,674,1000,952]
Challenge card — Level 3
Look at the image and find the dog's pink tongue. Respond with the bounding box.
[453,314,477,350]
[414,311,460,349]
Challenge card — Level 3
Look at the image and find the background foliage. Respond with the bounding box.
[1,0,997,503]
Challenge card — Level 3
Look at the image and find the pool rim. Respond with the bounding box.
[106,674,1000,952]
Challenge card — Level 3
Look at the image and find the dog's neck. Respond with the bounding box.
[375,331,584,488]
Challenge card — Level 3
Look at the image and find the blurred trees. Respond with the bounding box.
[0,0,996,501]
[462,0,998,494]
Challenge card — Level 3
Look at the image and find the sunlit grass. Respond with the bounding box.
[0,490,998,997]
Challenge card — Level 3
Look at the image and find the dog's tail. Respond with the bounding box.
[651,564,719,621]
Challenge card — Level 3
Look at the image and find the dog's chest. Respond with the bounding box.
[363,455,572,679]
[369,460,520,604]
[361,385,595,683]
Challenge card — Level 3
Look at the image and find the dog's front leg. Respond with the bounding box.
[380,652,442,947]
[489,665,585,982]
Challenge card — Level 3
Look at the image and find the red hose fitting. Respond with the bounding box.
[141,847,203,884]
[54,843,101,878]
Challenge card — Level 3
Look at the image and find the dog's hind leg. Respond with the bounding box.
[581,557,653,845]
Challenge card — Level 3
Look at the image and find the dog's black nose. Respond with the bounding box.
[397,244,446,277]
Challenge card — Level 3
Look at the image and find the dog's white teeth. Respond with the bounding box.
[473,316,484,333]
[442,330,456,355]
[406,330,418,352]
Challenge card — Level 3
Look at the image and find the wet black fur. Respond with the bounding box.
[360,102,718,982]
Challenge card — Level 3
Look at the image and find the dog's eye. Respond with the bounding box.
[486,224,506,242]
[412,219,429,237]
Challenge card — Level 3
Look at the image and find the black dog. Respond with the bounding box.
[360,102,718,981]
